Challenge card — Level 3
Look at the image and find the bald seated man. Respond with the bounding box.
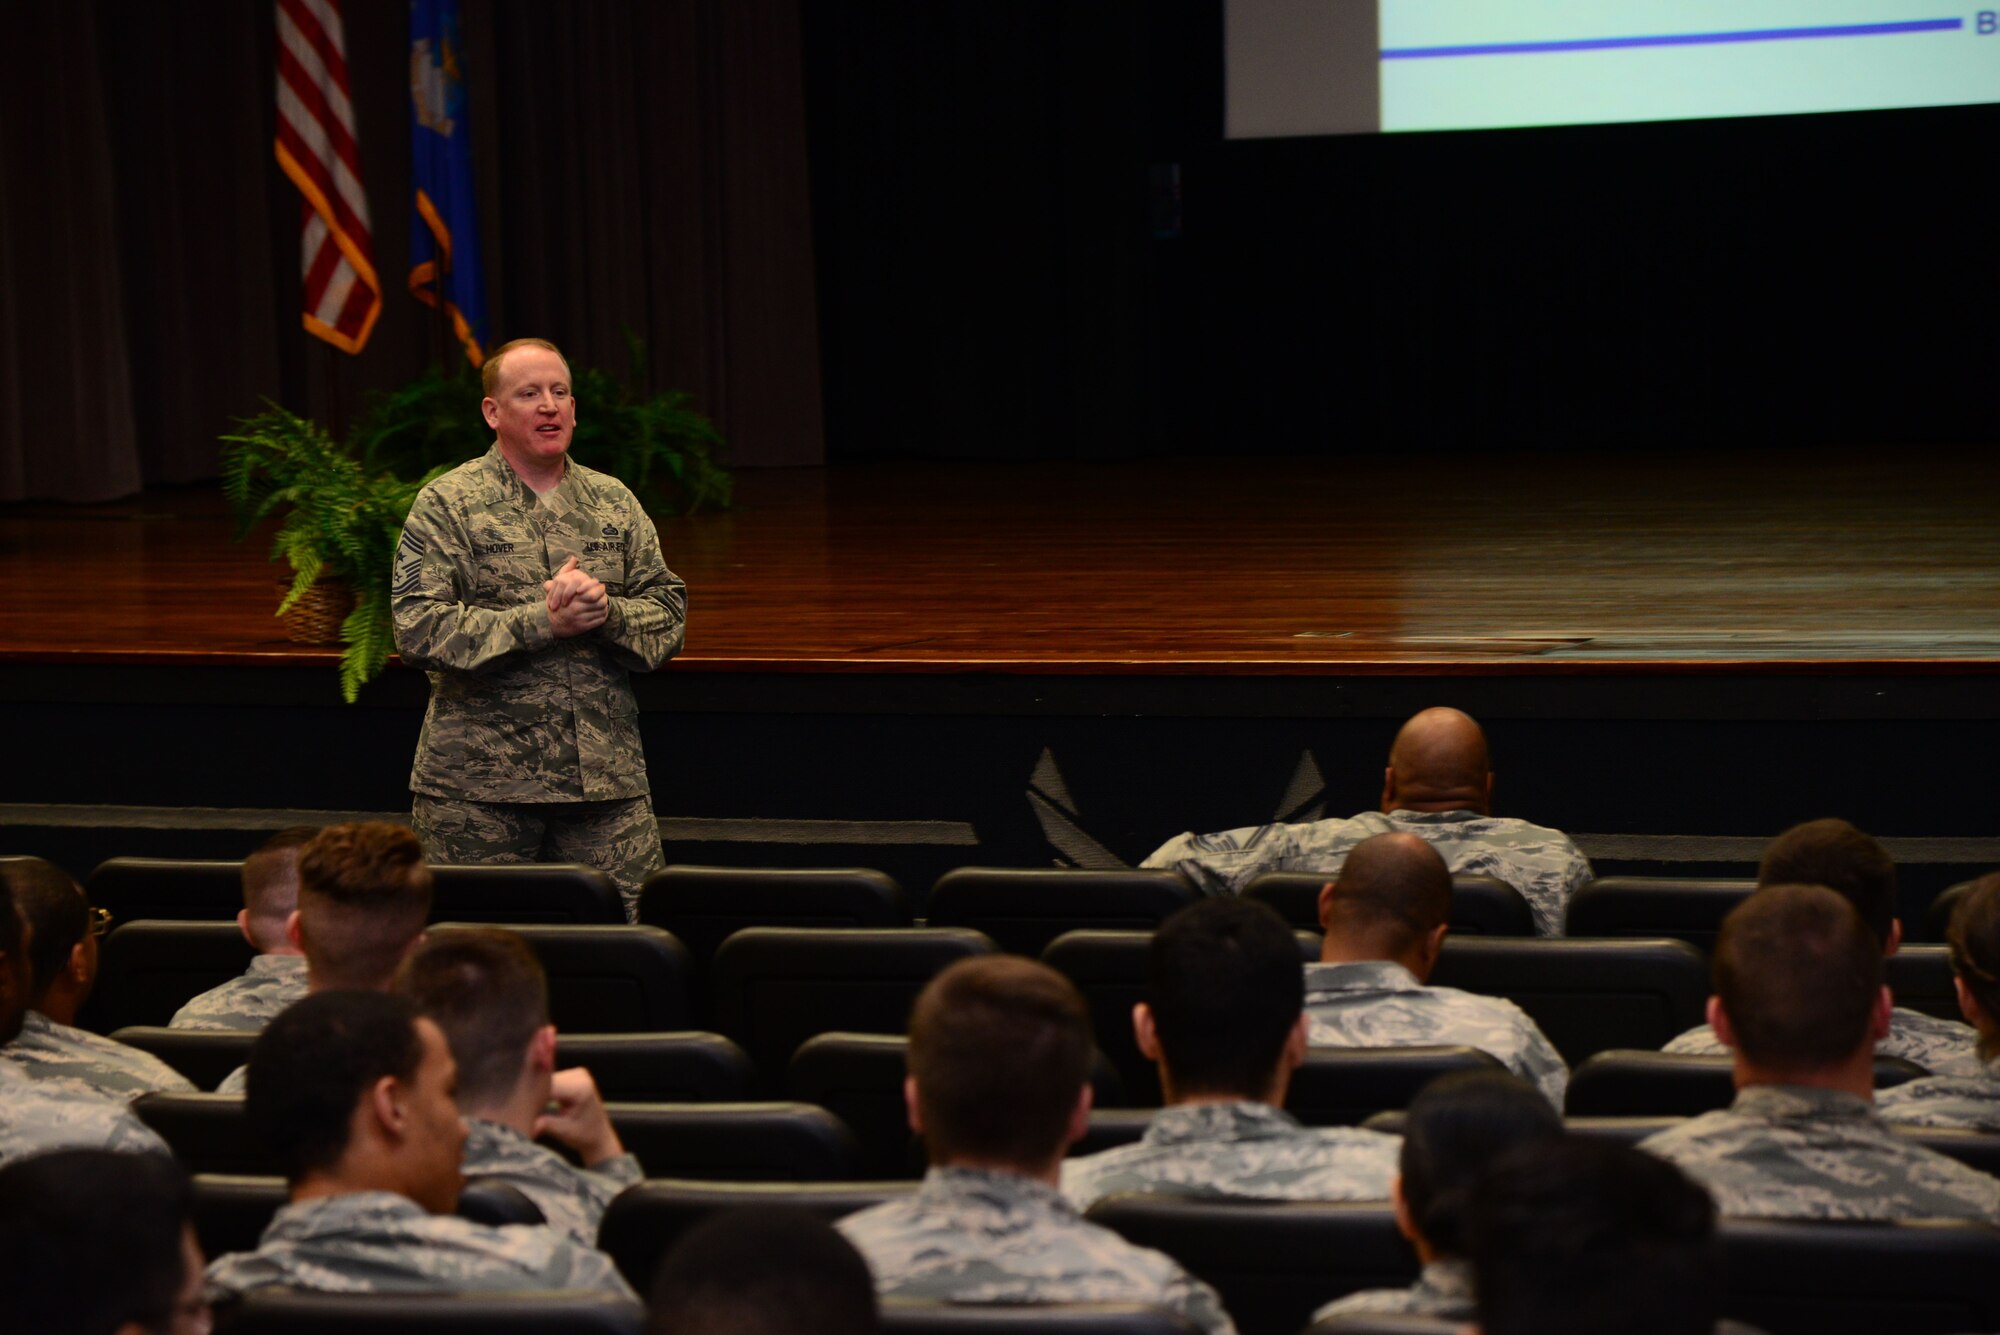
[1305,833,1569,1108]
[1143,707,1590,935]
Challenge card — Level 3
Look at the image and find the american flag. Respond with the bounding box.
[274,0,381,354]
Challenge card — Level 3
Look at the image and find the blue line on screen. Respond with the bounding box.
[1381,18,1962,61]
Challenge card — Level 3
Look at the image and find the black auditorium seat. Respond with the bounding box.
[1718,1217,2000,1335]
[1561,876,1759,954]
[428,863,625,925]
[1041,930,1164,1105]
[554,1031,756,1103]
[1558,1115,1683,1145]
[91,922,254,1031]
[1565,1049,1926,1118]
[603,1100,861,1181]
[1085,1197,1415,1335]
[881,1304,1201,1335]
[1885,946,1959,1021]
[598,1177,916,1294]
[430,923,691,1032]
[1073,1109,1154,1157]
[1427,937,1709,1065]
[89,857,244,923]
[1287,1046,1504,1127]
[213,1290,644,1334]
[190,1174,288,1261]
[1896,1126,2000,1177]
[925,867,1200,959]
[710,926,994,1087]
[785,1031,922,1178]
[455,1179,545,1227]
[1245,872,1534,937]
[133,1093,270,1174]
[1306,1316,1465,1335]
[112,1026,257,1091]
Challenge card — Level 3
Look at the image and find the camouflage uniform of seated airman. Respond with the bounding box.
[2,1009,193,1098]
[169,955,308,1032]
[838,1166,1236,1335]
[1060,1100,1399,1210]
[1142,809,1590,937]
[202,1190,636,1301]
[0,1061,170,1165]
[392,446,686,918]
[1638,1084,2000,1221]
[1663,1008,1980,1076]
[1303,960,1569,1109]
[1313,1257,1475,1324]
[460,1118,642,1249]
[1870,1052,2000,1131]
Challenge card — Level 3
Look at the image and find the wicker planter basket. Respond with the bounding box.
[278,577,356,646]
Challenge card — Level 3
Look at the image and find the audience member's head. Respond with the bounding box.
[648,1206,878,1335]
[907,955,1094,1174]
[1318,832,1453,976]
[1393,1070,1564,1263]
[1468,1138,1719,1335]
[0,874,30,1044]
[0,1148,206,1335]
[1383,707,1493,814]
[1758,817,1900,952]
[240,826,317,954]
[1,857,96,1024]
[246,990,465,1212]
[1947,872,2000,1059]
[295,822,433,991]
[395,927,552,1116]
[1142,896,1306,1104]
[1711,882,1888,1081]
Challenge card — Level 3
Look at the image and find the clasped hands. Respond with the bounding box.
[544,554,609,637]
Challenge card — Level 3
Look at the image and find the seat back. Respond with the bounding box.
[604,1100,862,1181]
[456,1179,546,1227]
[711,927,994,1086]
[1566,1050,1927,1117]
[92,922,255,1031]
[927,868,1199,958]
[880,1304,1200,1335]
[1288,1046,1505,1126]
[1041,930,1160,1104]
[597,1177,916,1294]
[1886,946,1959,1022]
[1073,1109,1154,1157]
[430,923,692,1032]
[90,857,244,923]
[786,1031,921,1178]
[1562,876,1759,954]
[190,1173,288,1261]
[1246,873,1534,936]
[1305,1317,1465,1335]
[1718,1217,2000,1335]
[111,1026,257,1091]
[1428,937,1709,1064]
[1897,1127,2000,1177]
[213,1290,645,1334]
[1084,1196,1415,1335]
[1926,880,1976,942]
[429,863,625,925]
[554,1032,756,1103]
[133,1093,269,1174]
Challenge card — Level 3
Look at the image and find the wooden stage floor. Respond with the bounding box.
[1,447,1997,675]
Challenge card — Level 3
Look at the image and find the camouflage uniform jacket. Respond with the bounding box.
[837,1166,1236,1335]
[1060,1100,1399,1210]
[0,1060,170,1165]
[392,446,687,803]
[169,954,308,1032]
[1874,1051,2000,1131]
[1312,1258,1474,1324]
[2,1009,194,1098]
[203,1190,637,1302]
[1141,808,1589,936]
[461,1118,642,1248]
[1303,961,1569,1108]
[1663,1007,1980,1076]
[1637,1084,2000,1222]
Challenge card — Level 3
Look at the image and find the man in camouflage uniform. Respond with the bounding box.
[0,876,170,1165]
[1143,707,1589,936]
[1062,897,1398,1210]
[1662,818,1978,1075]
[1303,833,1569,1107]
[396,928,640,1246]
[838,956,1236,1334]
[0,859,192,1097]
[1877,873,2000,1130]
[391,338,685,918]
[1639,884,2000,1221]
[171,827,315,1032]
[204,990,635,1302]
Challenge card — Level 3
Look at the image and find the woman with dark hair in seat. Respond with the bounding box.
[1877,873,2000,1130]
[1311,1069,1562,1323]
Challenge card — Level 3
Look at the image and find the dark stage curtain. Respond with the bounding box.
[0,0,821,503]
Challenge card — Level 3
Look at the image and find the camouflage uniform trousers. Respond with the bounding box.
[412,794,664,919]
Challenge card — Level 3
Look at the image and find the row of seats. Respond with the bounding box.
[89,918,1962,1093]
